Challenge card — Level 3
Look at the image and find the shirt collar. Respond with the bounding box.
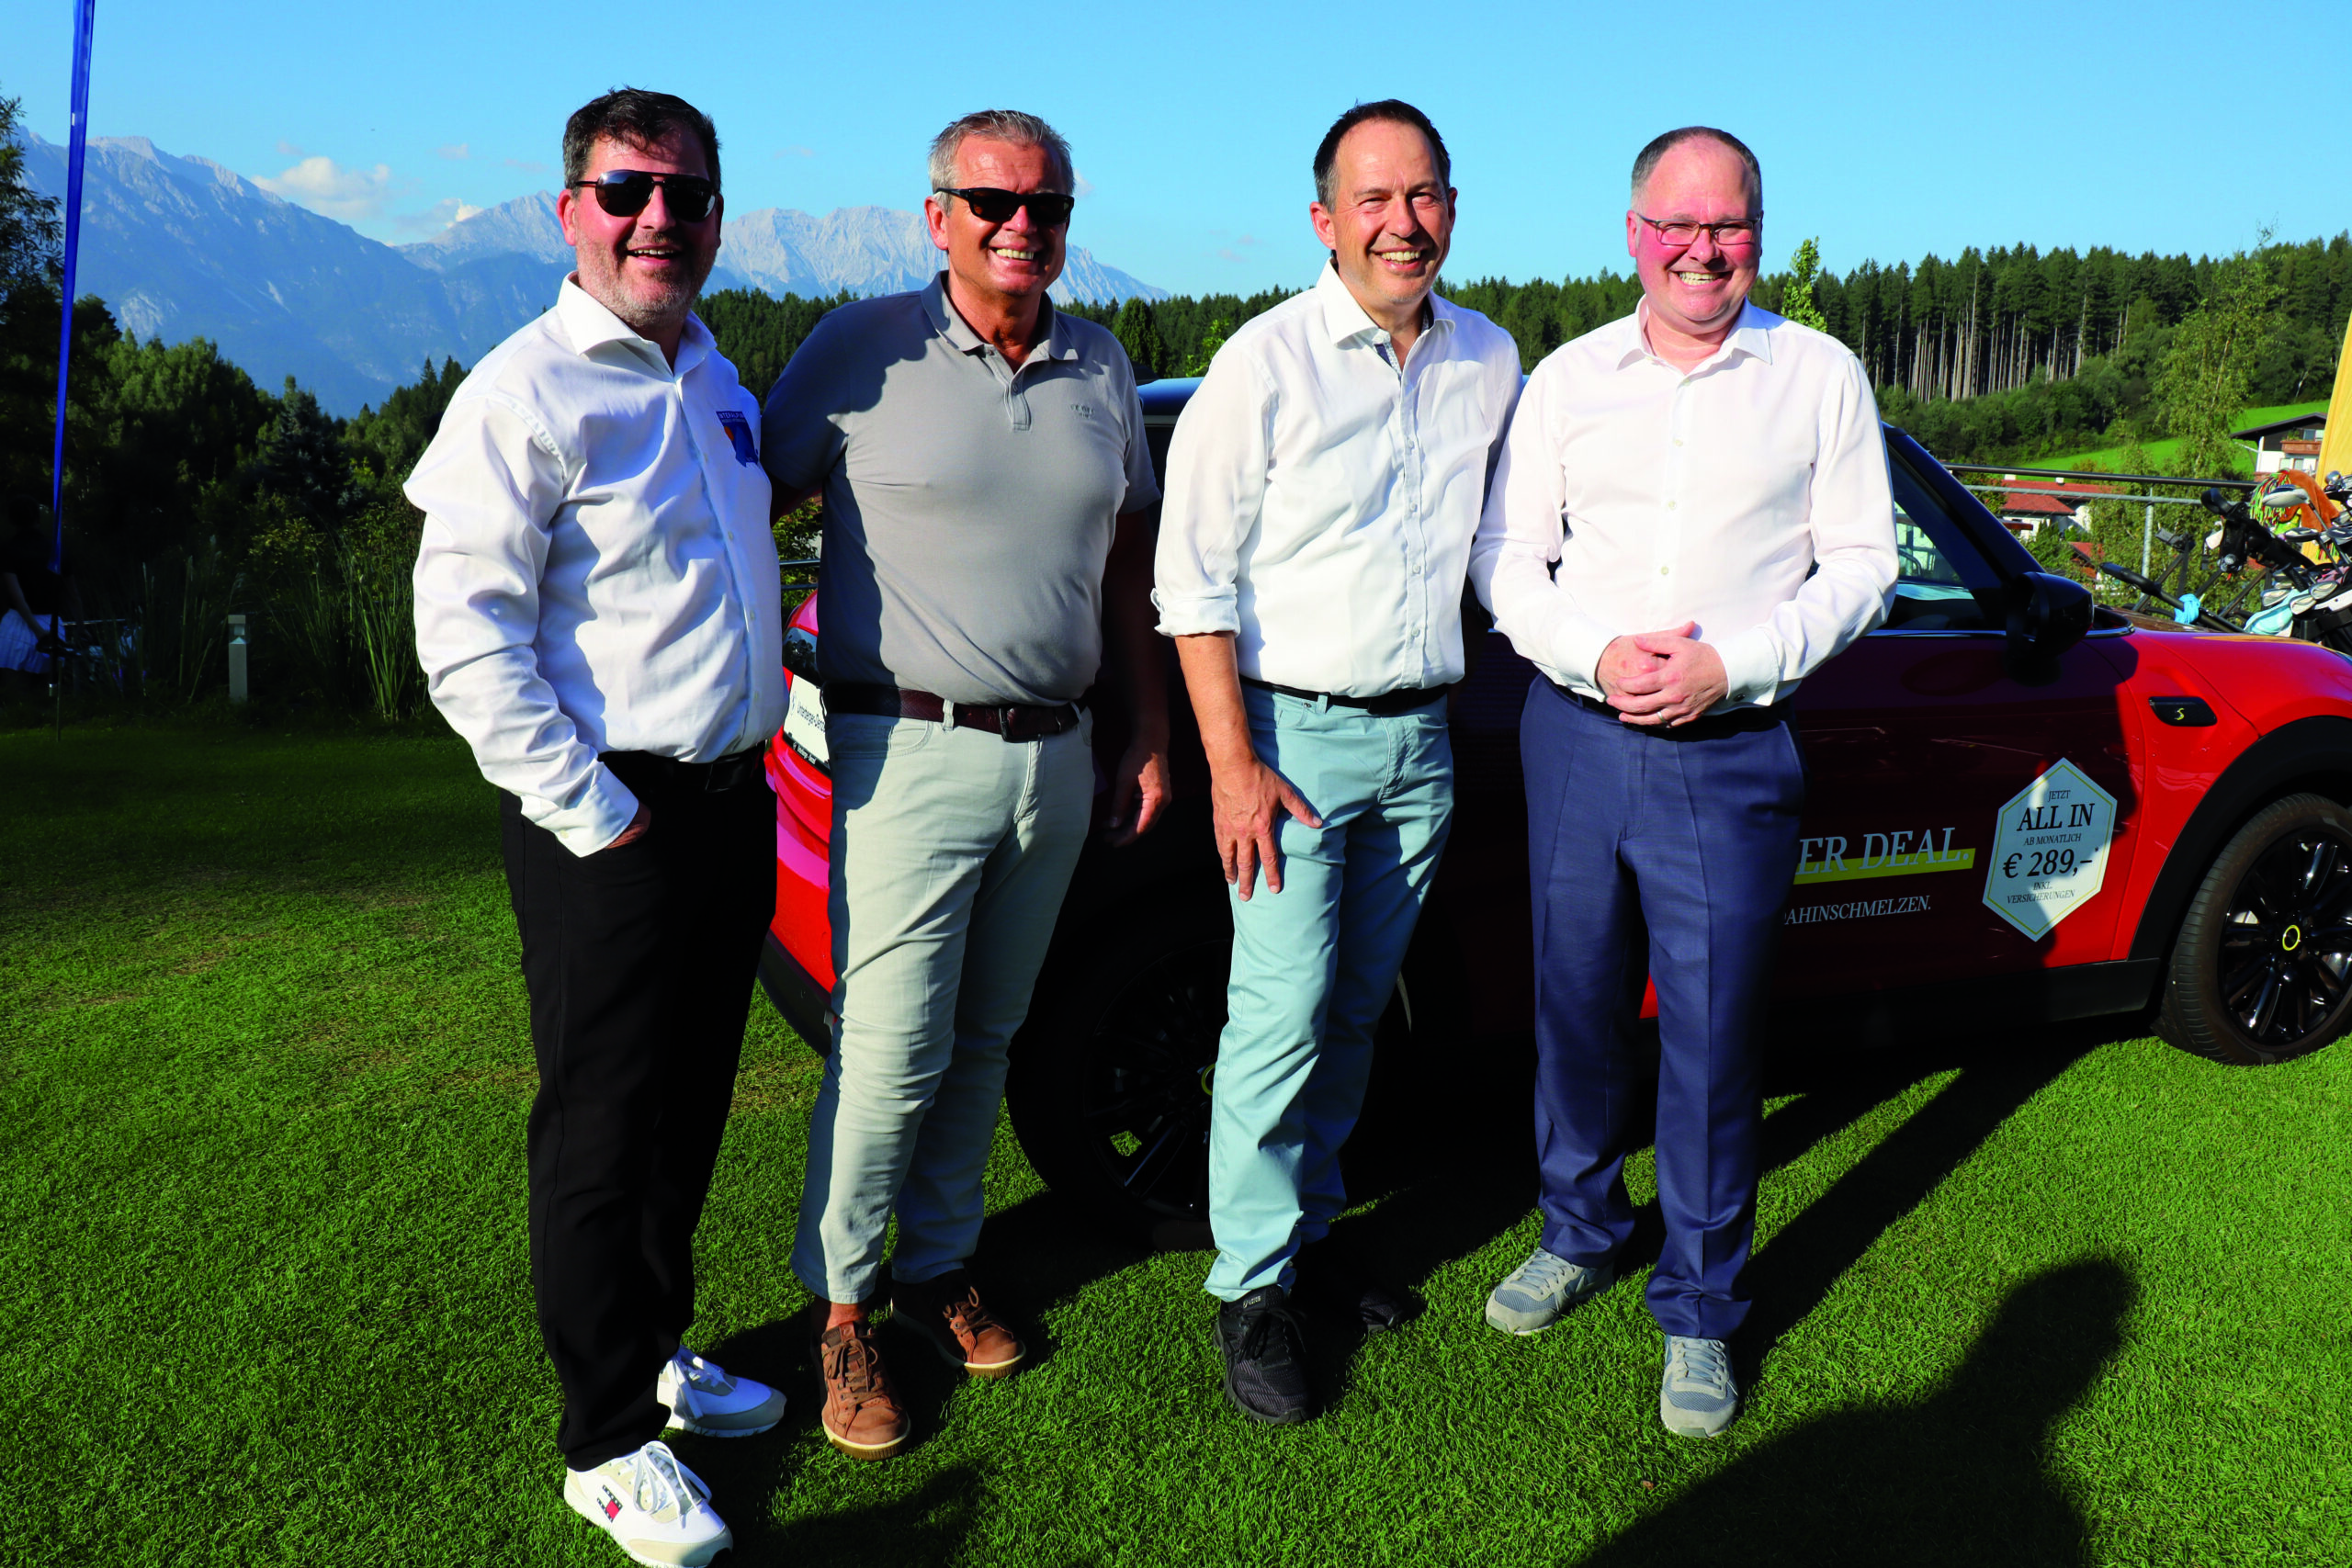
[554,276,712,378]
[1314,261,1453,349]
[1617,298,1775,372]
[922,272,1078,365]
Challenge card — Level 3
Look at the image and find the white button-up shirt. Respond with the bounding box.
[410,279,785,855]
[1470,301,1896,708]
[1153,265,1522,696]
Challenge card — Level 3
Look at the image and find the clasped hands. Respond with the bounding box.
[1596,622,1727,728]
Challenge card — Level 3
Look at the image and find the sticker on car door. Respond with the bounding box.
[1983,760,2118,939]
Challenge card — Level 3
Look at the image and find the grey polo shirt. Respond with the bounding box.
[762,273,1159,707]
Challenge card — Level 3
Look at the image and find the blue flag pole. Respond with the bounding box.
[49,0,98,581]
[46,0,95,735]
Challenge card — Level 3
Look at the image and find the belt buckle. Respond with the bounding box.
[997,704,1023,740]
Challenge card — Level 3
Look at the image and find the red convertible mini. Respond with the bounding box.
[760,378,2352,1233]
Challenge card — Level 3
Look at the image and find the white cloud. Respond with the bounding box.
[436,142,470,162]
[276,140,305,157]
[503,157,550,175]
[1073,167,1095,200]
[391,197,489,236]
[258,154,397,221]
[773,145,815,159]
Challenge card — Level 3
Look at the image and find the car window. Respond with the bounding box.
[1879,448,2003,632]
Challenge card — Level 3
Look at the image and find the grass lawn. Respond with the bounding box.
[5,726,2346,1566]
[2029,400,2329,477]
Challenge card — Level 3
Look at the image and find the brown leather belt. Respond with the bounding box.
[823,682,1082,741]
[1242,676,1453,716]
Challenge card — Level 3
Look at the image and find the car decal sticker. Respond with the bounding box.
[1984,759,2118,939]
[1792,829,1973,885]
[1785,894,1934,926]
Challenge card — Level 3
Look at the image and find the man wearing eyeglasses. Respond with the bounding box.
[1469,127,1895,1438]
[411,87,782,1567]
[760,108,1166,1461]
[1156,100,1522,1427]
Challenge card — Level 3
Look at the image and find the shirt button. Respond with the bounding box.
[1673,438,1683,446]
[1668,501,1678,510]
[1660,566,1670,576]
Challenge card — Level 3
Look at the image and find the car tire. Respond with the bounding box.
[2157,792,2352,1065]
[1005,897,1429,1242]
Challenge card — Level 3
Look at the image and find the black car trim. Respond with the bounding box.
[2125,715,2352,965]
[758,931,834,1055]
[1783,958,2164,1045]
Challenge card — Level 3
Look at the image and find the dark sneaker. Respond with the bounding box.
[810,1314,910,1460]
[1659,1335,1738,1438]
[1216,1286,1314,1426]
[1294,1240,1412,1331]
[889,1270,1025,1379]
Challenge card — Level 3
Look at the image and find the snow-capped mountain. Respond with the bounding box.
[22,133,1164,414]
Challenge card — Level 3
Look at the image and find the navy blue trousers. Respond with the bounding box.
[1521,681,1804,1340]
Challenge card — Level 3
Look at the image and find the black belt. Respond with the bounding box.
[1550,681,1786,741]
[1242,676,1452,716]
[823,682,1082,742]
[601,747,768,792]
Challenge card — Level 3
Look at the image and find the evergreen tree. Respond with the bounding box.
[1111,297,1169,382]
[1780,238,1830,332]
[2154,243,2283,477]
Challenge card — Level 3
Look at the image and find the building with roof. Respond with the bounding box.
[2233,412,2327,476]
[1990,476,2118,536]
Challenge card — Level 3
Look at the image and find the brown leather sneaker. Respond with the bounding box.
[889,1270,1026,1379]
[810,1314,910,1460]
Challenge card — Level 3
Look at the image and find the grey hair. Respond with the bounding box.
[1630,127,1761,211]
[927,109,1074,197]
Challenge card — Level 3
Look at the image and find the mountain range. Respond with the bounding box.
[21,133,1165,414]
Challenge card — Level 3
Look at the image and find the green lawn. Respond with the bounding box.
[2030,400,2329,477]
[4,727,2346,1566]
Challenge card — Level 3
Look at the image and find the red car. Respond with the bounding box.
[761,378,2352,1234]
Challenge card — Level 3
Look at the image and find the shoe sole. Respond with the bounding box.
[820,1421,910,1461]
[663,1413,782,1438]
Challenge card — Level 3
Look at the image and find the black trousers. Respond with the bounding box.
[499,752,773,1469]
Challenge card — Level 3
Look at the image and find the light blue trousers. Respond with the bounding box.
[790,710,1092,1305]
[1204,687,1453,1302]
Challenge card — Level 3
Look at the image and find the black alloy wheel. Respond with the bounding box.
[1007,907,1232,1230]
[2159,793,2352,1065]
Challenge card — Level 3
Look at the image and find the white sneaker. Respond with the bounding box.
[563,1439,732,1567]
[659,1348,787,1438]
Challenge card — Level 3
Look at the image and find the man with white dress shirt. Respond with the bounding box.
[411,89,784,1566]
[1157,100,1521,1427]
[1469,127,1896,1438]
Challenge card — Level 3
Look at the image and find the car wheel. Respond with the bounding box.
[1006,899,1424,1240]
[2158,792,2352,1065]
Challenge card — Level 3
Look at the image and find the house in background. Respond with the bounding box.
[1992,476,2117,537]
[2233,412,2328,476]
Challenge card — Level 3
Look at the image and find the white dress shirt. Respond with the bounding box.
[410,279,785,856]
[1154,265,1522,696]
[1470,301,1897,709]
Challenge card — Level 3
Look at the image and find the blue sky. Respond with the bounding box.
[11,0,2348,297]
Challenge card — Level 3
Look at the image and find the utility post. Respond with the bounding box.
[227,615,249,704]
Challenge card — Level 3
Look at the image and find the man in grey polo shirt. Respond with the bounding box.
[761,107,1166,1461]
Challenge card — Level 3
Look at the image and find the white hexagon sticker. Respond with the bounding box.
[1983,760,2119,940]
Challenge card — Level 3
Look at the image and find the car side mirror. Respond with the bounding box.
[2004,570,2093,679]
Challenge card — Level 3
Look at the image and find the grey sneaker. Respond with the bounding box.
[1659,1336,1738,1438]
[1484,1247,1613,1335]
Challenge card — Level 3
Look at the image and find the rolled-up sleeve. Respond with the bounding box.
[1713,355,1898,704]
[1470,366,1621,694]
[1153,351,1267,637]
[409,394,639,856]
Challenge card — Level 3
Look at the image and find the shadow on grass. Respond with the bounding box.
[1307,1020,2114,1404]
[1575,1257,2135,1567]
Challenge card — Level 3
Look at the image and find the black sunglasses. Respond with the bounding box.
[571,170,719,223]
[936,186,1074,227]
